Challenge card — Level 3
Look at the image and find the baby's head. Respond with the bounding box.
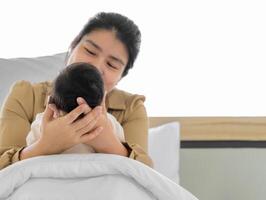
[49,62,104,116]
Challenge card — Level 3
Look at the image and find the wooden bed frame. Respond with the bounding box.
[149,117,266,141]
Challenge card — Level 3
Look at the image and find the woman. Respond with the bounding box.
[0,12,153,169]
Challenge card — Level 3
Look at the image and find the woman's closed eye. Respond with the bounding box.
[85,48,96,56]
[107,62,118,70]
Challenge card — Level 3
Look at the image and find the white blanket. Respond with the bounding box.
[0,154,198,200]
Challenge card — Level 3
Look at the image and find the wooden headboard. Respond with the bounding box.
[149,117,266,141]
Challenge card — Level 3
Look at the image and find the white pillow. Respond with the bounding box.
[148,122,180,184]
[0,53,66,107]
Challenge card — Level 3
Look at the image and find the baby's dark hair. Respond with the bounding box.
[49,62,104,113]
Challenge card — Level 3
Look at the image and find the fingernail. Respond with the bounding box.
[77,97,82,104]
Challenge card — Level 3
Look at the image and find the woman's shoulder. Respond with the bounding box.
[10,80,52,90]
[14,80,51,88]
[7,80,52,118]
[9,80,52,100]
[107,88,146,111]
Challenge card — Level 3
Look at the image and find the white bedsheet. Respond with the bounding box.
[0,154,198,200]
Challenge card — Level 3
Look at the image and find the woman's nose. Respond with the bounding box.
[98,67,104,75]
[93,58,105,75]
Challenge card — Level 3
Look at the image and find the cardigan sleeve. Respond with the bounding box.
[0,81,35,169]
[121,95,153,168]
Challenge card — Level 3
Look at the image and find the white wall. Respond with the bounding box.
[1,0,266,116]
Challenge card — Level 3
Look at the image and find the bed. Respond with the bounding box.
[0,54,196,199]
[1,53,266,200]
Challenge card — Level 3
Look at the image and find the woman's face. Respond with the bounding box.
[67,29,128,93]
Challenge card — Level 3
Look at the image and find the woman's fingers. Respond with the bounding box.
[77,97,91,114]
[64,104,88,124]
[76,115,100,135]
[72,106,102,133]
[39,100,104,154]
[80,126,103,143]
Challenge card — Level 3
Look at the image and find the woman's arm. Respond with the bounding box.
[0,81,104,169]
[82,93,153,168]
[76,95,129,157]
[0,81,33,147]
[88,118,129,156]
[120,97,153,167]
[0,81,35,169]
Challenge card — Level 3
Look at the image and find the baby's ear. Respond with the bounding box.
[48,104,60,118]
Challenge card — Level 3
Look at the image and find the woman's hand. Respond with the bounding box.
[20,101,103,160]
[39,103,103,154]
[78,93,129,157]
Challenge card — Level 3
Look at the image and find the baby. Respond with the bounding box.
[26,62,125,154]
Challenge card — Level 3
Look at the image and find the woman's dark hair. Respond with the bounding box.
[68,12,141,77]
[49,62,104,113]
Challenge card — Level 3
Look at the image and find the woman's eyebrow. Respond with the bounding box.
[109,55,125,66]
[85,40,102,51]
[85,39,125,66]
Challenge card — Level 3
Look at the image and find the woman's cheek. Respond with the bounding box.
[103,72,121,91]
[105,81,116,92]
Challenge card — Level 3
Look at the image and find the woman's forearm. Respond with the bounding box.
[108,139,129,157]
[92,120,129,157]
[95,139,128,156]
[19,141,47,160]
